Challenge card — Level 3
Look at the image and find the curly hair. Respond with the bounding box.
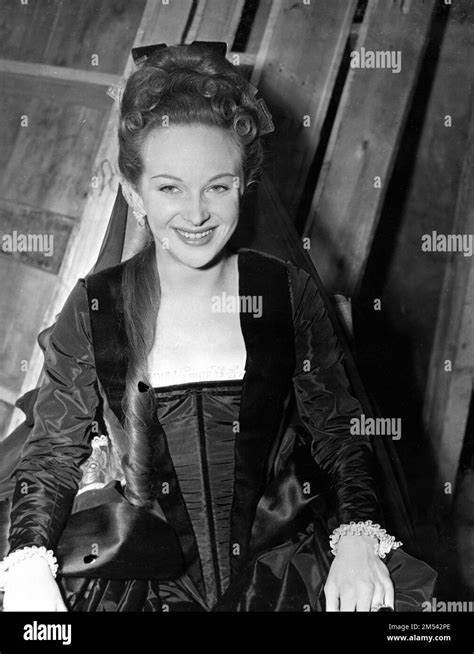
[118,43,266,188]
[119,43,266,507]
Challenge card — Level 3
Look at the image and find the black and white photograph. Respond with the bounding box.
[0,0,472,650]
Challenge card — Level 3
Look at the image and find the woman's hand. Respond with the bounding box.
[324,534,394,611]
[3,556,67,612]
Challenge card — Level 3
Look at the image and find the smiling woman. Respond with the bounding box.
[0,42,436,613]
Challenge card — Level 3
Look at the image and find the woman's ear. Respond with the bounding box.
[121,179,146,217]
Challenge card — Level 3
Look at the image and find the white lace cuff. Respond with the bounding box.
[329,520,402,559]
[0,546,58,590]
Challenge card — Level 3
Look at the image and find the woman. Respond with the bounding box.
[0,42,433,612]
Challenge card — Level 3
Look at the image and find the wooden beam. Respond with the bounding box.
[0,199,73,274]
[423,97,474,502]
[245,0,273,55]
[304,0,437,296]
[184,0,246,46]
[135,0,194,46]
[0,386,21,407]
[0,71,114,110]
[251,0,357,221]
[249,0,283,88]
[0,59,121,87]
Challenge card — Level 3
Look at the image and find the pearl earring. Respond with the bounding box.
[133,209,146,229]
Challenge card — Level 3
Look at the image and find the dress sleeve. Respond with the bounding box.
[8,278,100,553]
[288,263,382,525]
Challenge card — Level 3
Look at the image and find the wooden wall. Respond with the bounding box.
[0,0,145,435]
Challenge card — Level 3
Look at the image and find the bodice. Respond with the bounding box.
[153,379,243,608]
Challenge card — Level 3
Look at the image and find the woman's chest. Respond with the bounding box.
[146,297,246,385]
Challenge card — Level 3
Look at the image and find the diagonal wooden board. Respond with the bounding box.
[304,0,437,297]
[423,96,474,503]
[250,0,357,222]
[184,0,246,46]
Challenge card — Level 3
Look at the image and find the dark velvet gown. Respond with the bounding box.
[3,246,437,611]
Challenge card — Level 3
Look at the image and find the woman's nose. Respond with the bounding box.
[185,198,211,226]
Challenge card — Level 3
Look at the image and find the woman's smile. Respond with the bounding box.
[174,225,218,245]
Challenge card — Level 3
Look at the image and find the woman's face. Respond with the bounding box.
[134,124,243,269]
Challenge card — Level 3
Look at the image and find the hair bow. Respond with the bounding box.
[131,41,228,66]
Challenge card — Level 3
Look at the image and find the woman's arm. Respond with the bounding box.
[288,263,395,611]
[8,278,99,553]
[2,279,100,610]
[289,263,380,525]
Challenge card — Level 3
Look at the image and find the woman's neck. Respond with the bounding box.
[154,245,235,297]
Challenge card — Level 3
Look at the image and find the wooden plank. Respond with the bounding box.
[0,399,15,440]
[0,71,115,111]
[43,0,146,75]
[0,59,121,87]
[0,0,58,63]
[304,0,437,296]
[423,97,474,500]
[381,0,474,398]
[0,387,21,408]
[5,0,196,435]
[184,0,246,46]
[251,0,357,221]
[0,257,56,399]
[0,199,74,274]
[0,92,22,174]
[0,0,145,75]
[136,0,194,46]
[0,97,109,218]
[245,0,273,55]
[0,60,120,112]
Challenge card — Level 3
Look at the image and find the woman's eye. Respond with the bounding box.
[207,184,230,193]
[159,185,180,194]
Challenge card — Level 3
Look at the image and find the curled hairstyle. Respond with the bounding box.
[119,43,267,507]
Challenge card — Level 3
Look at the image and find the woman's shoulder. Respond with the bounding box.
[237,247,314,292]
[84,253,135,285]
[83,246,146,298]
[237,247,309,274]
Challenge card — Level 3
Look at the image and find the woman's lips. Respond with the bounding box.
[174,226,217,246]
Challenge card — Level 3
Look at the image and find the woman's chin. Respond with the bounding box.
[165,244,226,270]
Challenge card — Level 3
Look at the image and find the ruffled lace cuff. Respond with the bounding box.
[330,520,402,559]
[0,546,58,590]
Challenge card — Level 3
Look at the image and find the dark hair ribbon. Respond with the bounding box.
[131,41,228,66]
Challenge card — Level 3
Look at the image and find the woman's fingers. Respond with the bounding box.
[368,583,385,611]
[354,582,374,612]
[326,580,391,612]
[383,578,395,610]
[339,585,356,612]
[324,582,339,612]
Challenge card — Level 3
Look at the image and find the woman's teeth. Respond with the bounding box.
[176,228,214,240]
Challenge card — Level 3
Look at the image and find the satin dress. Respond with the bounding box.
[4,246,438,611]
[58,379,242,612]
